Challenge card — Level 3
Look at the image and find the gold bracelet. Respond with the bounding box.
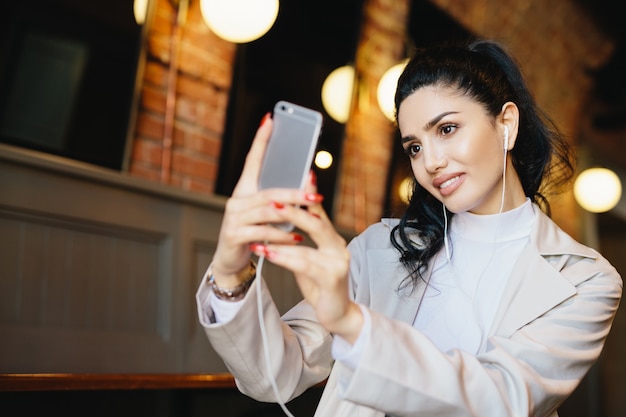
[207,260,257,302]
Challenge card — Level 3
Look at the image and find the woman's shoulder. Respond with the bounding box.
[533,208,602,258]
[348,217,427,252]
[347,218,398,250]
[362,218,400,238]
[532,208,622,287]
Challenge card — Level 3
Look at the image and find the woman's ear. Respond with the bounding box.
[500,102,519,151]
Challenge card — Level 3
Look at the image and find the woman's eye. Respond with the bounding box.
[404,143,422,157]
[440,124,456,135]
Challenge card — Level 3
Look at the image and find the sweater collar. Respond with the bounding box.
[450,198,534,243]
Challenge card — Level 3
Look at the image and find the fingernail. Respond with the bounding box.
[250,243,266,253]
[272,201,285,209]
[305,193,324,203]
[291,233,304,242]
[309,170,317,186]
[259,112,271,127]
[250,243,275,258]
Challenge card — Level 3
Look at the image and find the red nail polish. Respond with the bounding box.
[250,243,266,253]
[305,193,324,203]
[292,233,304,242]
[250,243,274,258]
[272,201,285,209]
[259,112,271,127]
[309,170,317,186]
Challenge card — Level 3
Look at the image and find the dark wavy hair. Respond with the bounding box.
[390,39,574,292]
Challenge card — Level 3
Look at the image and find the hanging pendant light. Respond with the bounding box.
[133,0,149,24]
[200,0,279,43]
[574,167,622,213]
[377,59,408,122]
[321,65,355,123]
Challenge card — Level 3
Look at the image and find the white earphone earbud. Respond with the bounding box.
[503,126,509,151]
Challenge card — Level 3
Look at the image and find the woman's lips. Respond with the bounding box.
[434,174,464,196]
[440,176,460,189]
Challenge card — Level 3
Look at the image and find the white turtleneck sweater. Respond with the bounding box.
[412,198,535,354]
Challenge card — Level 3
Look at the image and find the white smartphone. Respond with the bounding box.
[258,100,323,230]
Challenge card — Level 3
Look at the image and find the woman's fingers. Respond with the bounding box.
[303,170,317,194]
[271,196,339,247]
[250,231,351,329]
[253,193,348,273]
[225,190,314,230]
[213,114,274,274]
[232,113,273,197]
[241,176,352,330]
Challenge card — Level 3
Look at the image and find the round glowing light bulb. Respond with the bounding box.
[133,0,149,24]
[377,60,408,122]
[321,65,355,123]
[398,176,413,204]
[200,0,279,43]
[315,150,333,170]
[574,168,622,213]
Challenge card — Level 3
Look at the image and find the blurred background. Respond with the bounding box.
[0,0,624,416]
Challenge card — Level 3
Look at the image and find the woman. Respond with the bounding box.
[196,39,622,417]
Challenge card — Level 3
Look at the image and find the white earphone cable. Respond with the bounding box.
[440,135,508,348]
[443,203,451,263]
[255,254,296,417]
[500,137,507,214]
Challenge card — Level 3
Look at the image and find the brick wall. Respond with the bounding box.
[334,0,411,231]
[129,0,236,194]
[126,0,616,236]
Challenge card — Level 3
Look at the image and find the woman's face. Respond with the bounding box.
[397,86,507,215]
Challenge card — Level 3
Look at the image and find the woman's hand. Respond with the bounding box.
[211,115,323,287]
[212,113,364,341]
[211,114,281,286]
[249,170,365,344]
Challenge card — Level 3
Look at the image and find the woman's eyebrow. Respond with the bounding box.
[400,111,460,143]
[423,111,458,130]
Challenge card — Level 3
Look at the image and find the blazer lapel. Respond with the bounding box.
[489,245,576,340]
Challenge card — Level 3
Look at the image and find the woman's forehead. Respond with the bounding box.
[397,86,478,128]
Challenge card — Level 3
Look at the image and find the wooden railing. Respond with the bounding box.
[0,373,237,391]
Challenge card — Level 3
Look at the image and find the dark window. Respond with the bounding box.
[216,0,365,218]
[0,0,145,170]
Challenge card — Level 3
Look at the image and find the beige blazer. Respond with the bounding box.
[197,205,622,417]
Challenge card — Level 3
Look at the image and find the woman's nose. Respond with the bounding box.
[422,145,447,173]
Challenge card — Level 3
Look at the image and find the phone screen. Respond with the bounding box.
[258,101,323,191]
[258,101,323,230]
